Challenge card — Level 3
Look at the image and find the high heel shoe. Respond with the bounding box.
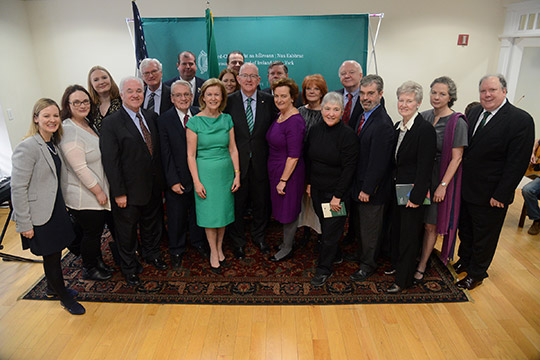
[219,258,229,267]
[413,270,425,285]
[210,265,222,274]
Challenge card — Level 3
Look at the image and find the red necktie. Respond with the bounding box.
[184,114,190,127]
[357,113,366,135]
[136,112,153,156]
[342,93,353,125]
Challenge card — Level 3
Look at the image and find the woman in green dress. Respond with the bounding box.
[186,78,241,273]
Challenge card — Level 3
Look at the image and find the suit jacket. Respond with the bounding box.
[336,88,363,130]
[144,83,173,115]
[11,134,60,232]
[157,106,199,192]
[352,104,395,205]
[394,113,437,205]
[99,107,165,206]
[224,90,278,180]
[163,76,205,106]
[462,101,534,206]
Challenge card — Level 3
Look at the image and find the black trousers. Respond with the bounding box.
[228,164,270,248]
[391,204,425,288]
[68,209,107,268]
[43,251,74,305]
[164,188,205,255]
[354,202,385,272]
[112,186,163,275]
[457,200,508,280]
[311,188,348,276]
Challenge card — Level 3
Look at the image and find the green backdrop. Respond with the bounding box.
[142,14,369,91]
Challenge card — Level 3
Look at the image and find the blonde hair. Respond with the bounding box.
[198,78,228,112]
[87,65,120,105]
[25,98,63,144]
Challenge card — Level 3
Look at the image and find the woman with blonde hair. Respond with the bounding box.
[11,98,85,315]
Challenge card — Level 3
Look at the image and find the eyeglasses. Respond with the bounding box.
[69,100,90,107]
[172,93,192,98]
[238,74,259,80]
[143,69,160,77]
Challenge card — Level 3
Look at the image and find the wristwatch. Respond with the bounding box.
[441,182,448,187]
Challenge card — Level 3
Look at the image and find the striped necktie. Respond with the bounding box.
[147,92,156,112]
[246,97,254,133]
[342,93,353,125]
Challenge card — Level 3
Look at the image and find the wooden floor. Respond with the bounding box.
[0,193,539,360]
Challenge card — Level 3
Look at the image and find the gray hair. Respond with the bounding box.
[479,74,507,91]
[396,81,423,103]
[119,76,144,95]
[239,62,259,75]
[139,58,163,74]
[338,60,363,76]
[321,92,344,111]
[360,74,384,92]
[430,76,457,107]
[171,79,192,94]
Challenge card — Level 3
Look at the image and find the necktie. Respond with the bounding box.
[183,114,189,128]
[136,112,153,155]
[357,113,366,135]
[246,98,254,134]
[342,93,353,125]
[474,111,491,136]
[147,92,156,112]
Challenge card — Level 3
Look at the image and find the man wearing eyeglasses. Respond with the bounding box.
[224,63,278,259]
[140,58,172,116]
[156,80,208,268]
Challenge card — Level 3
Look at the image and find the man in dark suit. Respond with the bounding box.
[139,58,172,115]
[164,51,205,106]
[224,63,278,258]
[349,75,395,282]
[157,79,208,267]
[227,51,244,73]
[336,60,364,131]
[456,74,534,290]
[140,58,173,116]
[100,76,167,286]
[261,61,302,107]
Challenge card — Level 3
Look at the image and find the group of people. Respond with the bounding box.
[10,49,535,315]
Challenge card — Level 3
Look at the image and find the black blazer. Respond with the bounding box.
[224,90,278,180]
[100,107,165,206]
[462,101,534,206]
[156,106,199,192]
[336,88,363,130]
[144,83,173,116]
[394,113,437,205]
[163,76,205,105]
[352,104,395,205]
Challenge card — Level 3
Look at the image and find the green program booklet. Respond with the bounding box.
[321,202,347,218]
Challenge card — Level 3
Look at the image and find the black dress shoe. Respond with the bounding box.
[96,257,114,273]
[269,251,293,262]
[453,261,467,274]
[310,273,332,287]
[456,275,483,290]
[255,241,270,254]
[125,273,140,287]
[386,283,402,294]
[60,300,86,315]
[148,257,168,271]
[193,245,210,258]
[170,253,184,268]
[350,269,374,282]
[83,267,112,281]
[233,247,245,259]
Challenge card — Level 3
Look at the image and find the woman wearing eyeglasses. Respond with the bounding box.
[59,85,114,281]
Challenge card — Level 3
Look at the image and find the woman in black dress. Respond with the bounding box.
[11,98,85,315]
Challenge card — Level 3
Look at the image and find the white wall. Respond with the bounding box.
[1,0,520,148]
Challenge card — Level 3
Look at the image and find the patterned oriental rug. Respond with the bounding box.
[22,220,468,305]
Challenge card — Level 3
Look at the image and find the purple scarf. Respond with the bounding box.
[437,112,467,264]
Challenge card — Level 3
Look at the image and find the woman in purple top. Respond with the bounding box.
[266,78,306,262]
